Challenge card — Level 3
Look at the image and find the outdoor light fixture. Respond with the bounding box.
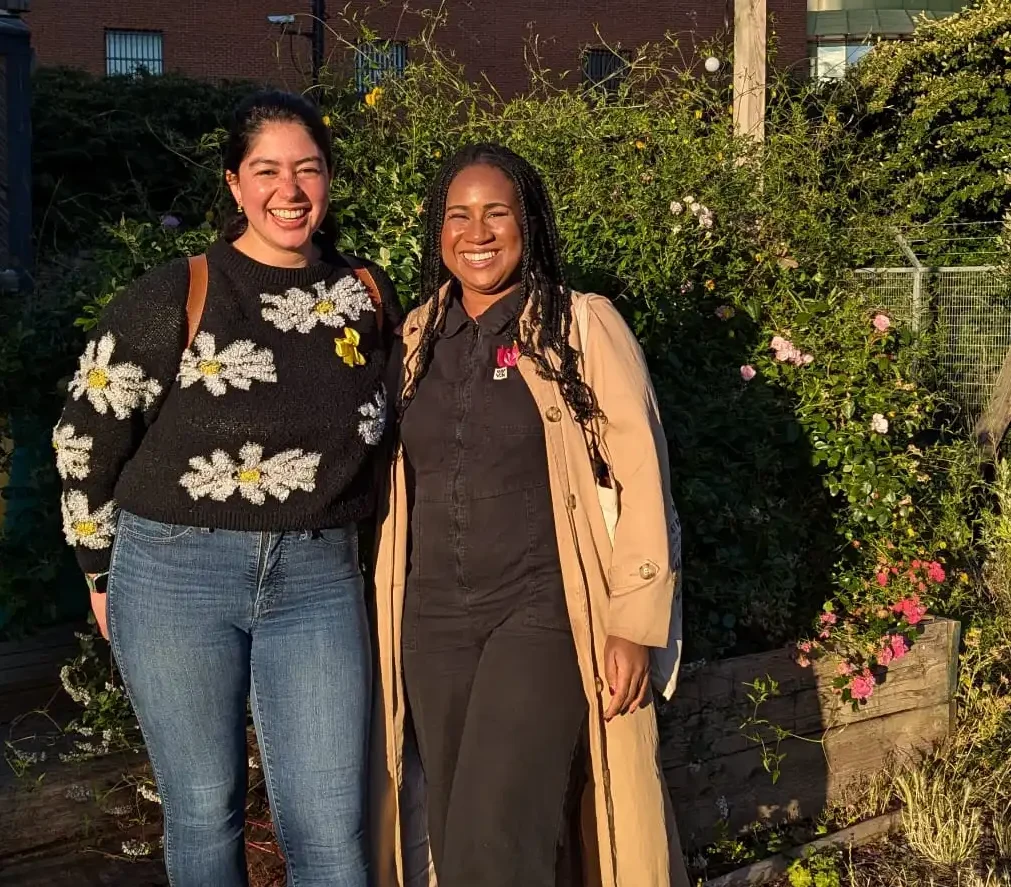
[267,14,296,24]
[704,56,721,73]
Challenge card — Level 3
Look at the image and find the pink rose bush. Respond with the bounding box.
[770,335,814,367]
[795,552,946,710]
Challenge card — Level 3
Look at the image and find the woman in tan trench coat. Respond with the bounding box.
[369,143,691,887]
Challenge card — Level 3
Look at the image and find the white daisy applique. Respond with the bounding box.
[178,333,277,396]
[261,277,375,334]
[358,386,387,446]
[179,442,321,505]
[68,333,163,419]
[61,491,117,549]
[52,423,93,480]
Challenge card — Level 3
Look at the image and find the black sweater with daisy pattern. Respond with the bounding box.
[55,238,400,574]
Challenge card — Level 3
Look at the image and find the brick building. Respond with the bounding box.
[24,1,810,94]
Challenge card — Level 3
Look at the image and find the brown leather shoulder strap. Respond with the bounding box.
[185,254,209,349]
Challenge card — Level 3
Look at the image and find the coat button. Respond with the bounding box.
[639,562,658,580]
[546,406,563,422]
[595,677,604,694]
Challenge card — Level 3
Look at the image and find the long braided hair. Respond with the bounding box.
[399,143,601,428]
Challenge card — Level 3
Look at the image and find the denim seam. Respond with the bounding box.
[107,542,179,882]
[251,531,269,627]
[249,670,296,883]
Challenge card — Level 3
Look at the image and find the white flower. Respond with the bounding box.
[248,756,261,770]
[68,333,162,420]
[261,277,375,334]
[683,194,695,204]
[178,333,276,396]
[871,413,889,435]
[180,442,321,505]
[121,840,153,859]
[64,783,91,803]
[138,783,161,804]
[358,386,387,446]
[52,423,93,480]
[670,200,684,215]
[689,201,701,215]
[61,491,117,549]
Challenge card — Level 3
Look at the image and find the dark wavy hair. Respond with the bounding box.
[221,90,338,247]
[400,143,600,427]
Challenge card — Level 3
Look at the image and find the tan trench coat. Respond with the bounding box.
[369,291,691,887]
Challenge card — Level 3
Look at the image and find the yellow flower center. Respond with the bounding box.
[73,520,98,537]
[237,468,261,484]
[314,300,335,315]
[199,360,222,376]
[87,368,109,389]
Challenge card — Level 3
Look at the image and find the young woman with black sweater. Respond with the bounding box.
[54,91,398,887]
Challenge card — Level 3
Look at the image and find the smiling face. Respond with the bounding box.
[440,163,524,305]
[225,121,330,266]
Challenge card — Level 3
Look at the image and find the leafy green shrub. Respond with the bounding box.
[843,0,1011,236]
[61,40,982,660]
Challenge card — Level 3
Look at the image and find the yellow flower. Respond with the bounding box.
[704,279,716,291]
[364,86,384,108]
[635,139,646,150]
[433,149,442,159]
[694,110,703,120]
[959,572,970,585]
[322,114,331,127]
[754,253,764,263]
[906,527,916,538]
[335,327,366,367]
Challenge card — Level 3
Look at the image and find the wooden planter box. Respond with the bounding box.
[659,617,960,846]
[0,618,961,870]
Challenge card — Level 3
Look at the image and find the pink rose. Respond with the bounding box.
[873,314,891,332]
[496,344,519,368]
[849,670,876,701]
[890,635,909,661]
[820,612,838,626]
[797,655,811,668]
[836,661,853,676]
[798,640,813,653]
[927,561,946,583]
[740,365,757,382]
[878,643,894,666]
[876,572,889,587]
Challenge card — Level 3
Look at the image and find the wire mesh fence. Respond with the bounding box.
[856,264,1011,422]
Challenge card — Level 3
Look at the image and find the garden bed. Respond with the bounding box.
[660,618,960,846]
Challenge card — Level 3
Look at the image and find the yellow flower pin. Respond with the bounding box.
[335,327,366,367]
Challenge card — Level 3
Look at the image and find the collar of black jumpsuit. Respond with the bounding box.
[440,282,525,339]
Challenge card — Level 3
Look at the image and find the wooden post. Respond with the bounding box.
[975,346,1011,458]
[733,0,767,143]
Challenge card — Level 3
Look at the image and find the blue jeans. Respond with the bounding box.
[107,511,371,887]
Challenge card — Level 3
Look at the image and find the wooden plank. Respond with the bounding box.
[666,699,951,844]
[659,619,959,844]
[733,0,767,143]
[0,750,140,860]
[974,344,1011,456]
[703,811,902,886]
[660,619,958,762]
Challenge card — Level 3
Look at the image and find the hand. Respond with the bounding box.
[91,590,109,640]
[602,635,650,720]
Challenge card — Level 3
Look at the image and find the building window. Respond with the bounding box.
[582,48,629,94]
[355,40,408,94]
[106,29,164,76]
[812,41,873,81]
